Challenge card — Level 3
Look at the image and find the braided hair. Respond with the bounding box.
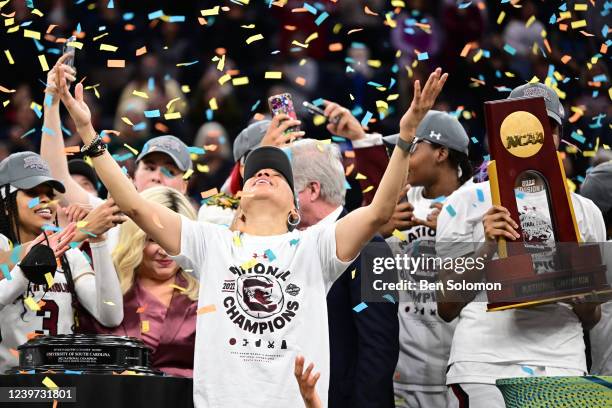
[0,184,78,331]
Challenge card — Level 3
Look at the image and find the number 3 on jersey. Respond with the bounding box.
[37,300,59,336]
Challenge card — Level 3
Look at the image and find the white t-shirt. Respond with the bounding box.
[386,186,456,391]
[173,216,353,408]
[0,237,90,372]
[435,181,606,384]
[590,241,612,375]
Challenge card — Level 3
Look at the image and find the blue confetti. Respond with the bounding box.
[331,136,347,143]
[32,105,42,118]
[445,205,456,217]
[28,197,40,208]
[476,189,485,202]
[471,136,479,144]
[160,167,175,178]
[168,15,186,23]
[382,294,396,304]
[432,195,446,203]
[457,1,472,8]
[132,122,147,131]
[303,2,317,14]
[593,74,608,83]
[289,238,300,246]
[417,52,429,61]
[251,100,261,111]
[148,10,164,20]
[570,131,585,144]
[344,179,352,190]
[10,245,21,265]
[144,109,161,118]
[521,366,535,376]
[353,302,368,313]
[503,44,516,56]
[107,0,114,8]
[515,191,525,200]
[312,97,325,106]
[112,153,133,162]
[42,224,60,232]
[76,23,81,34]
[314,11,329,26]
[264,249,276,262]
[65,370,83,375]
[366,81,384,88]
[41,126,55,136]
[1,264,11,280]
[189,146,205,155]
[44,93,54,107]
[123,12,134,20]
[360,111,373,127]
[147,77,155,91]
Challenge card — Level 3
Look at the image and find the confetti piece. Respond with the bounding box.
[136,46,147,56]
[23,29,41,39]
[42,377,58,389]
[28,197,40,208]
[265,71,283,79]
[353,302,368,312]
[363,186,374,193]
[525,15,536,28]
[445,205,457,217]
[246,34,264,44]
[382,294,396,303]
[103,301,115,306]
[233,234,242,247]
[571,20,587,29]
[497,11,506,24]
[290,239,300,246]
[521,366,535,376]
[241,258,258,270]
[503,44,516,55]
[182,169,194,180]
[100,43,118,52]
[360,111,373,127]
[64,370,83,375]
[201,188,219,199]
[4,49,14,64]
[392,229,407,241]
[107,59,125,68]
[136,305,147,314]
[38,54,49,71]
[476,189,485,202]
[44,272,54,287]
[232,77,249,86]
[417,52,429,61]
[201,6,220,16]
[1,264,11,280]
[350,269,356,279]
[141,320,150,333]
[264,249,277,262]
[170,284,187,292]
[24,296,41,311]
[197,304,217,315]
[132,90,148,99]
[164,112,181,120]
[143,109,160,118]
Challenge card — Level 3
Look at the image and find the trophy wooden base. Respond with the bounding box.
[485,245,611,311]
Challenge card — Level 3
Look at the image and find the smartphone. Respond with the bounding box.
[62,35,77,81]
[302,101,340,124]
[268,93,300,133]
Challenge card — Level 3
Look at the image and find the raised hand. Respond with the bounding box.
[413,202,444,230]
[399,68,448,140]
[322,100,365,141]
[55,60,91,131]
[45,53,76,106]
[379,185,415,238]
[294,355,322,408]
[25,223,77,259]
[62,203,91,223]
[73,198,127,243]
[261,114,305,147]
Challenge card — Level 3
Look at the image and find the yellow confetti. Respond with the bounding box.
[76,220,88,229]
[4,50,14,64]
[66,41,83,50]
[215,54,225,71]
[132,90,149,99]
[209,97,218,111]
[182,168,194,180]
[42,377,58,390]
[246,34,264,44]
[233,234,242,247]
[201,6,220,16]
[170,284,187,292]
[181,85,191,93]
[4,17,14,26]
[571,20,587,29]
[100,44,118,52]
[265,71,283,79]
[305,32,318,44]
[218,74,232,85]
[351,269,356,279]
[367,59,382,68]
[93,32,108,41]
[355,173,367,180]
[232,77,249,86]
[121,117,134,126]
[497,11,506,24]
[387,94,399,101]
[376,100,388,111]
[103,301,115,306]
[123,144,139,156]
[7,26,19,34]
[141,320,150,333]
[38,54,49,72]
[197,163,209,173]
[24,297,40,311]
[241,258,257,270]
[574,4,588,11]
[473,49,483,62]
[392,229,407,241]
[363,186,374,193]
[197,304,217,315]
[164,112,181,120]
[44,273,54,287]
[166,97,181,111]
[525,15,536,28]
[23,29,41,39]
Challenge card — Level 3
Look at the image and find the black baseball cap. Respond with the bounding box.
[243,146,294,194]
[68,159,98,188]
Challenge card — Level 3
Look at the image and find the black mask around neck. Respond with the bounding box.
[20,244,56,285]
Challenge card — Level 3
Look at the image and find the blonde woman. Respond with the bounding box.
[81,186,198,377]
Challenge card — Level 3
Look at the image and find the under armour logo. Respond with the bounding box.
[429,131,441,140]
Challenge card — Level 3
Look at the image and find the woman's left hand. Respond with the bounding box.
[399,68,448,140]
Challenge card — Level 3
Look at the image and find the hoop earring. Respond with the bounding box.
[287,211,301,228]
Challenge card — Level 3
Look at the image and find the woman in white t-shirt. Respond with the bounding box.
[0,152,123,373]
[384,110,473,408]
[56,61,448,407]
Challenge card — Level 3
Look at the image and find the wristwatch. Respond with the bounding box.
[395,137,414,153]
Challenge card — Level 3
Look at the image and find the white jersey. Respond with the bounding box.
[387,186,458,390]
[0,234,124,373]
[435,181,606,384]
[590,240,612,375]
[172,216,353,408]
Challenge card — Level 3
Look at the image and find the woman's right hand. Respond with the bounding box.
[73,199,127,243]
[45,54,76,106]
[482,205,521,243]
[55,61,92,132]
[24,223,77,260]
[261,114,304,147]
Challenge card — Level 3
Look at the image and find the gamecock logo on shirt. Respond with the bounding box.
[236,275,285,319]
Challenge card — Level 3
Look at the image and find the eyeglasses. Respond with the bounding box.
[409,138,435,154]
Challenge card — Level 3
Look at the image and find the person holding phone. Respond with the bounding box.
[55,61,448,406]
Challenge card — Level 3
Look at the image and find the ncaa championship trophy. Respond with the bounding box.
[483,95,611,312]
